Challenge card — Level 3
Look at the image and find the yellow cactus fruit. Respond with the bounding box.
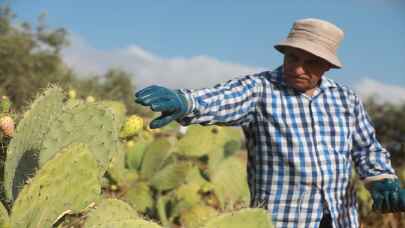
[68,89,76,99]
[127,140,135,148]
[0,115,14,137]
[86,96,96,103]
[120,115,144,138]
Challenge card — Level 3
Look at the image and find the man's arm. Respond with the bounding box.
[175,74,264,127]
[350,94,405,213]
[351,94,397,183]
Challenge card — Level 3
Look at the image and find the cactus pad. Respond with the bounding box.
[10,143,101,228]
[4,86,64,201]
[0,202,10,228]
[150,161,193,191]
[98,219,163,228]
[201,208,273,228]
[84,198,138,228]
[40,102,120,177]
[139,138,172,179]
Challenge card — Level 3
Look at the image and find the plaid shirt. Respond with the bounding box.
[176,66,397,228]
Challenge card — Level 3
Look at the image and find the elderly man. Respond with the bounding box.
[134,18,405,228]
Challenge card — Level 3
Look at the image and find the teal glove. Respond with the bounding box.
[369,178,405,213]
[134,85,189,129]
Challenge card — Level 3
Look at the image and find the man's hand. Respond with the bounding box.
[134,85,189,129]
[368,178,405,213]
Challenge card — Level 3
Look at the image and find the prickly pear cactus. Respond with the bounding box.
[11,143,101,228]
[96,100,127,131]
[0,202,10,228]
[98,219,163,228]
[140,138,172,179]
[175,125,220,157]
[106,142,138,186]
[4,86,64,201]
[201,208,273,228]
[180,205,218,228]
[126,139,148,171]
[150,161,193,191]
[209,156,250,209]
[122,181,154,213]
[40,102,120,177]
[84,199,138,228]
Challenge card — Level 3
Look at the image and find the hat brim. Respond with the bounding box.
[274,38,342,69]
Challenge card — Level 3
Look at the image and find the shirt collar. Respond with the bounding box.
[267,65,337,91]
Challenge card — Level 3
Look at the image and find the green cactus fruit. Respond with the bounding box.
[40,102,120,178]
[140,138,172,179]
[0,202,10,228]
[126,140,148,171]
[96,100,127,131]
[1,95,11,113]
[98,219,163,228]
[201,208,273,228]
[120,115,144,138]
[209,156,250,210]
[4,86,64,201]
[150,161,193,191]
[122,181,154,213]
[84,198,138,228]
[11,143,101,228]
[180,205,218,228]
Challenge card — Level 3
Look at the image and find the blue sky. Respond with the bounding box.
[7,0,405,103]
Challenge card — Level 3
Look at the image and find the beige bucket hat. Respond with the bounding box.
[274,18,344,68]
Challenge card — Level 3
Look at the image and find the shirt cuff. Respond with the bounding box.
[363,174,398,186]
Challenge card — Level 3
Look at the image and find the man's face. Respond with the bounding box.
[282,47,332,94]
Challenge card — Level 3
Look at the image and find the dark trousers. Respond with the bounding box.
[319,213,333,228]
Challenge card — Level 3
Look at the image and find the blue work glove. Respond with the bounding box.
[368,178,405,213]
[134,85,189,129]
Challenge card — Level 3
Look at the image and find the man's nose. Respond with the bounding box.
[293,64,306,75]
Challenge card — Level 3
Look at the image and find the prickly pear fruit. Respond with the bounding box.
[120,115,144,138]
[1,96,11,113]
[86,96,95,102]
[0,115,14,137]
[68,89,76,99]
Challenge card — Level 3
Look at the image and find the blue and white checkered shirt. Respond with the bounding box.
[176,66,397,228]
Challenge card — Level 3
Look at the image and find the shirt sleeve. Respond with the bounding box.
[174,74,263,127]
[350,94,398,184]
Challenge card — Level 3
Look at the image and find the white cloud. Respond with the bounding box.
[62,33,405,105]
[354,78,405,104]
[61,33,262,91]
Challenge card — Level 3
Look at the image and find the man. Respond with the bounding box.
[134,18,405,227]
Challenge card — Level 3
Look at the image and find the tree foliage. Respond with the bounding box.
[0,4,152,116]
